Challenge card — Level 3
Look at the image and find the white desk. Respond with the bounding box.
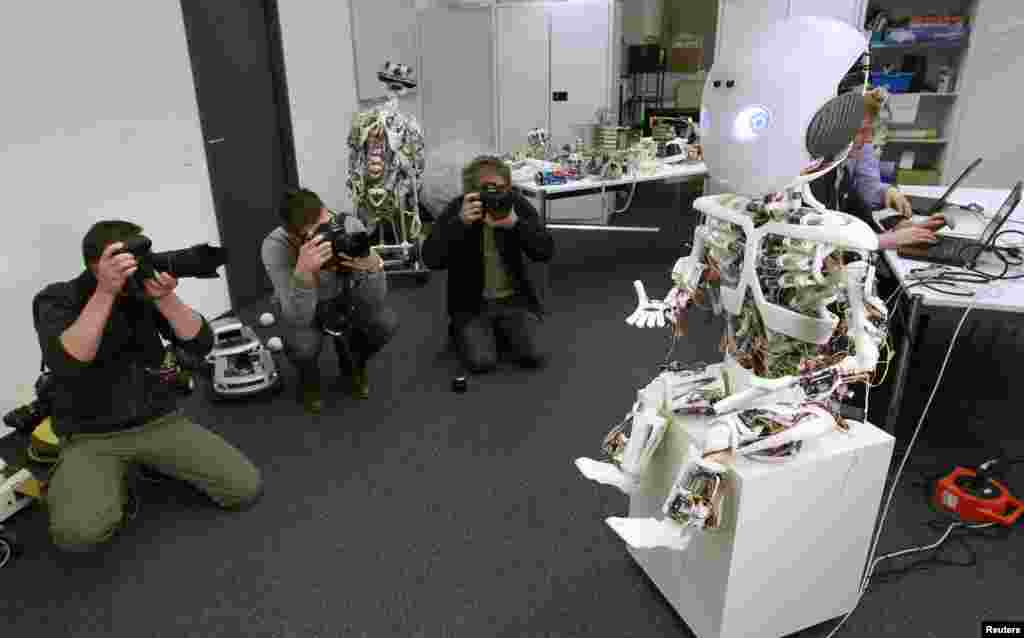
[512,160,708,298]
[513,160,708,229]
[878,185,1024,432]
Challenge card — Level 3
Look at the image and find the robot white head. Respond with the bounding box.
[700,16,869,197]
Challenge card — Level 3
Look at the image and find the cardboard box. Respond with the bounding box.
[668,47,704,73]
[897,168,941,186]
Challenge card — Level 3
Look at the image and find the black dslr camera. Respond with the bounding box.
[2,371,56,434]
[312,216,371,259]
[115,236,227,291]
[479,186,513,220]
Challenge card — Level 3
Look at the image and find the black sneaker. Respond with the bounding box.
[297,377,322,415]
[136,465,169,484]
[122,484,140,523]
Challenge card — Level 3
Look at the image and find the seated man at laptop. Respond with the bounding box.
[809,87,946,248]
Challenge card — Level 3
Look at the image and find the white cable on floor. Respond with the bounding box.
[601,170,640,219]
[825,296,977,638]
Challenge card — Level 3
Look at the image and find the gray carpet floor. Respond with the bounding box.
[2,183,1021,637]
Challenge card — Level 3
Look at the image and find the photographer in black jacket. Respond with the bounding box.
[33,220,262,553]
[422,155,554,373]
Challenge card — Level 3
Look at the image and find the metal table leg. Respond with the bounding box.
[539,190,550,302]
[884,293,923,435]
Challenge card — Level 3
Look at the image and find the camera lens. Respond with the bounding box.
[452,376,468,393]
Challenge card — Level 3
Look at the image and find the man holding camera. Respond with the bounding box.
[422,155,554,373]
[32,221,263,553]
[262,188,398,414]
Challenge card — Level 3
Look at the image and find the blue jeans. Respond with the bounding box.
[453,295,543,373]
[280,286,399,372]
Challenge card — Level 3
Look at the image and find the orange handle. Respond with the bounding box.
[984,494,1023,526]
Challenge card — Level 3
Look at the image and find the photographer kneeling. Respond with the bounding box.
[422,155,554,373]
[262,188,398,414]
[33,221,262,553]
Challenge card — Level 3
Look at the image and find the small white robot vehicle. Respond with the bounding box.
[205,317,282,399]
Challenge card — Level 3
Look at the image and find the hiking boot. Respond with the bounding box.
[299,382,322,414]
[296,364,323,415]
[351,364,370,400]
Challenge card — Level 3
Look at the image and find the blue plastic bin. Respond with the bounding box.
[870,71,914,93]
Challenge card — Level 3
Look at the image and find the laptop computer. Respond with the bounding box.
[897,180,1022,268]
[906,157,983,215]
[876,157,983,231]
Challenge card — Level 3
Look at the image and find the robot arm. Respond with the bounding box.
[841,260,887,375]
[627,227,708,329]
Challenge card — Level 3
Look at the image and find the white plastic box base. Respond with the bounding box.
[626,407,894,638]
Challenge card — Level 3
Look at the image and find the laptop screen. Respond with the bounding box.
[978,181,1023,244]
[927,158,983,213]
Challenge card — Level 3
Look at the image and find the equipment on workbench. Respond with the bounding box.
[933,460,1023,527]
[0,467,41,569]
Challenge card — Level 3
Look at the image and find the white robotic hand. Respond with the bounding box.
[605,444,728,551]
[626,280,669,328]
[605,516,698,551]
[575,457,640,493]
[576,377,673,494]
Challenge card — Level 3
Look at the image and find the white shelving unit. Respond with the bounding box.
[865,0,977,184]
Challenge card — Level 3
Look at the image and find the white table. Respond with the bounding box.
[512,160,708,297]
[877,184,1024,432]
[513,160,708,230]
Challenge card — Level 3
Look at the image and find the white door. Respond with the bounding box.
[418,8,496,156]
[548,0,612,150]
[547,0,614,223]
[496,5,549,155]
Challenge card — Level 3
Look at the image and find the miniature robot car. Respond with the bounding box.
[205,317,282,399]
[1,468,38,569]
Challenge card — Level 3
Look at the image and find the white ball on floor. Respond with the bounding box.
[259,312,275,327]
[267,336,283,351]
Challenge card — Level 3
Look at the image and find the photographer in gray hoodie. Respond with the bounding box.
[262,188,398,414]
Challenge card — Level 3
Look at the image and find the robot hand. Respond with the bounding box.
[606,444,728,551]
[626,280,669,328]
[576,378,672,494]
[605,516,698,551]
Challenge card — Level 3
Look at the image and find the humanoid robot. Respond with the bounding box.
[347,61,427,274]
[576,16,890,551]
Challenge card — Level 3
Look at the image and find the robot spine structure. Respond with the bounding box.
[576,16,891,551]
[347,62,426,258]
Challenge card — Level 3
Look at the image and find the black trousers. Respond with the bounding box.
[453,295,542,373]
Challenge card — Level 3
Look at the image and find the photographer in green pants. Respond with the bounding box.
[33,221,262,553]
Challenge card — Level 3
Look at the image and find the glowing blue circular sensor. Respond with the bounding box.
[749,108,770,131]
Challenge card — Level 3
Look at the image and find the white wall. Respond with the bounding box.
[277,2,360,213]
[0,1,228,414]
[945,0,1024,188]
[350,0,421,103]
